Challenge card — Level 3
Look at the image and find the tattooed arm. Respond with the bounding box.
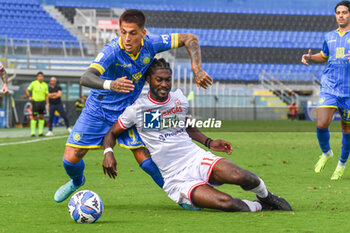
[1,68,8,94]
[178,33,213,89]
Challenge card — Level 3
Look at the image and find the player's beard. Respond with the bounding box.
[154,87,169,102]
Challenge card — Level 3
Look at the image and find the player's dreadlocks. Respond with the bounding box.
[145,58,172,80]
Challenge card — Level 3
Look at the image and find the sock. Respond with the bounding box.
[63,157,85,186]
[38,119,45,135]
[340,132,350,164]
[249,178,268,198]
[338,161,346,167]
[30,119,36,135]
[317,127,331,154]
[139,158,164,188]
[242,200,262,212]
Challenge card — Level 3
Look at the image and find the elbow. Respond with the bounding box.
[186,33,198,44]
[191,34,198,41]
[80,72,88,86]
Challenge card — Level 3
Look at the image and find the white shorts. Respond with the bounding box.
[162,149,223,206]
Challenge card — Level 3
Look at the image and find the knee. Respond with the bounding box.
[230,169,259,187]
[317,121,329,129]
[132,148,150,164]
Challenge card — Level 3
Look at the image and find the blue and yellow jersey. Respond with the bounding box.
[320,29,350,97]
[86,33,179,122]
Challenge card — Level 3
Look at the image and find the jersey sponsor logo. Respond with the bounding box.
[161,34,170,44]
[158,128,185,141]
[336,47,345,58]
[132,72,142,83]
[159,135,166,141]
[161,106,183,117]
[73,133,82,141]
[144,110,161,129]
[94,53,104,62]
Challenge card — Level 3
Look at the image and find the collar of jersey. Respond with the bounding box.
[336,28,350,37]
[118,37,144,60]
[148,91,170,105]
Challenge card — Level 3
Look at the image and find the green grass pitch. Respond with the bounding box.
[1,120,350,233]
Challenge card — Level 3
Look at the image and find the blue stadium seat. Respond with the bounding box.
[1,0,83,49]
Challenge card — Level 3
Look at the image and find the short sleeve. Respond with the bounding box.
[175,89,189,108]
[88,44,116,75]
[27,82,33,91]
[320,35,329,59]
[117,104,137,130]
[149,33,179,54]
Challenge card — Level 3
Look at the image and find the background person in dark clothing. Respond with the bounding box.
[46,77,71,136]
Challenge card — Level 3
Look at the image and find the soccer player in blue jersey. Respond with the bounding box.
[301,1,350,180]
[54,9,212,202]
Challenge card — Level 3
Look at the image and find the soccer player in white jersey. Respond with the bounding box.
[0,61,8,94]
[102,58,292,212]
[302,1,350,180]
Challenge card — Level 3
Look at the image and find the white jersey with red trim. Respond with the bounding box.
[118,89,202,177]
[0,61,3,71]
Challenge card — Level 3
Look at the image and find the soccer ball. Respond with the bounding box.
[68,190,103,223]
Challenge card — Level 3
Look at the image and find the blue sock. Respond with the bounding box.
[63,157,85,186]
[139,158,164,188]
[340,132,350,164]
[317,127,331,153]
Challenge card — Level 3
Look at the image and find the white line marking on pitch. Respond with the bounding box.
[0,135,67,146]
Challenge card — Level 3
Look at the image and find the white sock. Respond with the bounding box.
[338,161,346,167]
[249,178,268,198]
[323,150,332,158]
[242,200,262,212]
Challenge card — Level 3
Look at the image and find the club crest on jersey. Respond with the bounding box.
[141,54,151,65]
[174,98,181,106]
[319,98,325,104]
[73,133,82,141]
[144,110,161,129]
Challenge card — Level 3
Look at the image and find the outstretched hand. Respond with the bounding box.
[110,76,135,93]
[301,49,312,65]
[103,152,118,179]
[1,84,8,94]
[194,69,213,89]
[209,139,232,155]
[345,50,350,61]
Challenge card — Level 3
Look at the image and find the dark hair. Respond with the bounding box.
[119,9,146,28]
[145,58,172,79]
[36,71,44,76]
[335,1,350,12]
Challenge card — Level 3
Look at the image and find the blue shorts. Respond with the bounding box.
[66,107,144,149]
[317,92,350,123]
